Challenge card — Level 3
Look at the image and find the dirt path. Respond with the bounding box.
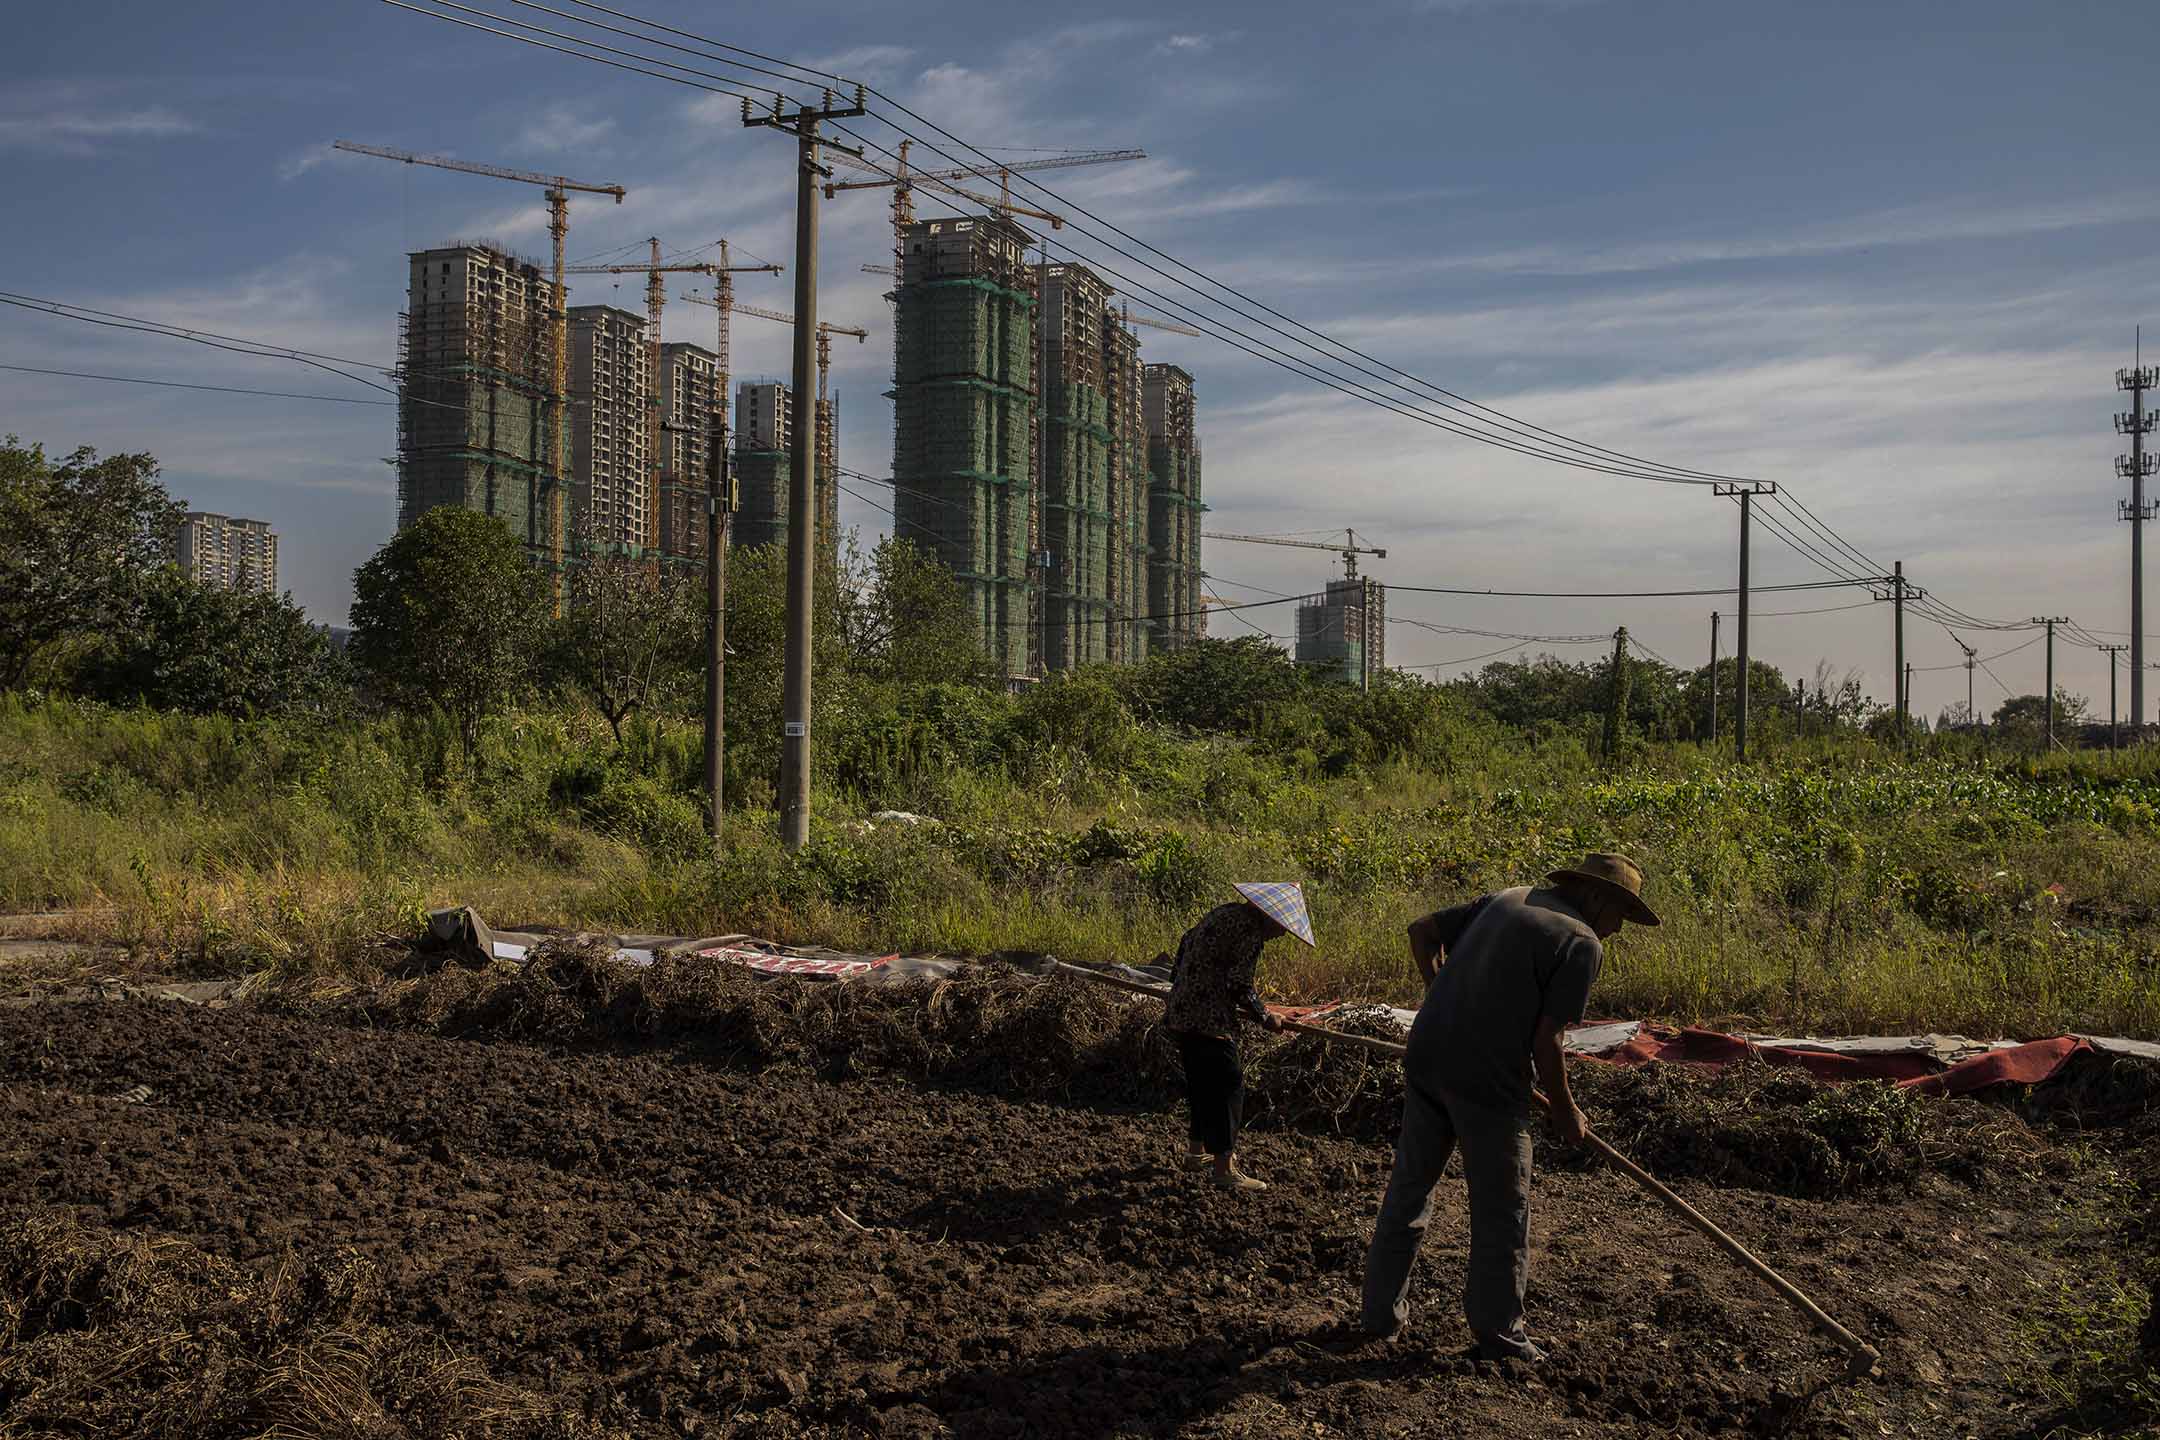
[0,1000,2101,1437]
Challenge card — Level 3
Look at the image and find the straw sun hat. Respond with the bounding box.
[1546,853,1661,927]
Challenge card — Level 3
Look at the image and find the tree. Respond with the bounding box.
[1991,690,2087,741]
[77,569,348,718]
[348,508,551,750]
[552,544,699,742]
[838,536,993,689]
[0,437,184,690]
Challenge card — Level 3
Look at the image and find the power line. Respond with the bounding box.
[0,363,395,405]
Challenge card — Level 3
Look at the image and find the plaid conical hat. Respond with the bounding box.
[1234,882,1316,947]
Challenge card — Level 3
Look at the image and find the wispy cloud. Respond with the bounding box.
[277,144,333,182]
[1161,33,1215,52]
[1421,193,2160,278]
[517,103,615,156]
[0,106,198,154]
[808,44,916,82]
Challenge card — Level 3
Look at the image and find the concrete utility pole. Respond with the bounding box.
[2101,644,2128,748]
[1904,663,1914,734]
[1708,611,1720,744]
[1891,562,1906,740]
[2032,616,2069,748]
[2119,335,2157,734]
[705,410,733,842]
[1715,482,1776,760]
[744,88,867,852]
[1959,641,1977,731]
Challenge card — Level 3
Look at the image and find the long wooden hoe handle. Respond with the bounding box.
[1049,960,1881,1376]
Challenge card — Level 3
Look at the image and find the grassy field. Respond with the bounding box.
[6,689,2160,1040]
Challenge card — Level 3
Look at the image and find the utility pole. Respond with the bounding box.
[2101,643,2128,748]
[2119,333,2157,735]
[1959,641,1976,731]
[744,87,867,852]
[1904,663,1914,735]
[1714,483,1775,760]
[705,405,733,842]
[2032,616,2069,748]
[1708,611,1720,744]
[1891,562,1906,740]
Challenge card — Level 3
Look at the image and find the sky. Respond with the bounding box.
[4,0,2156,722]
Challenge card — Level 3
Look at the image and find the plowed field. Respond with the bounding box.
[0,998,2119,1437]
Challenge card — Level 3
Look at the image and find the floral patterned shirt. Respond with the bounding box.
[1163,902,1276,1038]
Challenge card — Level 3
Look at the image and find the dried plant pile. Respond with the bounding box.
[0,1214,607,1440]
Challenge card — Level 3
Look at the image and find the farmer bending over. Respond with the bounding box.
[1361,853,1658,1362]
[1162,882,1314,1193]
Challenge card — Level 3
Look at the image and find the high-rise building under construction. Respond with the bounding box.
[656,341,717,565]
[1144,363,1204,652]
[567,304,652,554]
[1296,578,1387,688]
[397,244,561,564]
[891,216,1039,678]
[1037,263,1116,670]
[1104,316,1150,663]
[733,380,838,569]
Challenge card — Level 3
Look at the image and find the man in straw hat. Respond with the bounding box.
[1161,882,1316,1193]
[1361,853,1659,1362]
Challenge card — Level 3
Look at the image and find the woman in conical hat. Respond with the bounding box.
[1162,881,1316,1193]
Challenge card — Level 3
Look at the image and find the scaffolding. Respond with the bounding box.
[397,245,560,572]
[1296,578,1387,687]
[732,381,838,568]
[891,216,1039,678]
[1038,263,1115,670]
[656,341,716,568]
[1103,316,1148,663]
[1144,363,1204,651]
[566,304,653,557]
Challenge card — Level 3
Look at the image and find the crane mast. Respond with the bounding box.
[334,139,624,589]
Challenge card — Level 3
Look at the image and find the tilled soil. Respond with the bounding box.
[0,999,2113,1438]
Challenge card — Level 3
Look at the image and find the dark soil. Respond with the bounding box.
[0,994,2125,1438]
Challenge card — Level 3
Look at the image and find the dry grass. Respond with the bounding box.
[0,1213,608,1439]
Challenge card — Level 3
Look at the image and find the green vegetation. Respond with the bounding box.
[4,434,2159,1042]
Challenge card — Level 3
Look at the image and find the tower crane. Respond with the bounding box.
[1202,529,1388,582]
[567,241,783,549]
[683,296,865,432]
[333,139,625,578]
[824,142,1145,268]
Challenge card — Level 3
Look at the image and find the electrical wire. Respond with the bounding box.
[0,363,396,405]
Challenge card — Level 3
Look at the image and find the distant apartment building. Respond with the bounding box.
[1144,363,1204,653]
[1296,578,1387,688]
[568,304,653,554]
[657,341,717,565]
[732,379,837,568]
[174,513,279,595]
[397,244,560,566]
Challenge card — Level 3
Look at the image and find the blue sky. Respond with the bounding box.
[5,0,2155,719]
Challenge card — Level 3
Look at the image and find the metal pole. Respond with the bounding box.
[2111,646,2121,748]
[779,118,822,852]
[1736,492,1752,760]
[1905,663,1913,735]
[2123,339,2152,734]
[1708,611,1719,744]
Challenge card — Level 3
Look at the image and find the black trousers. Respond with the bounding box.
[1175,1031,1245,1157]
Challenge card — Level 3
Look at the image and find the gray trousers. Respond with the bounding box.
[1360,1080,1536,1358]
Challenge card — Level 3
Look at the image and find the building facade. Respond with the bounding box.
[397,244,560,566]
[891,215,1039,678]
[567,304,653,555]
[1037,263,1116,671]
[732,380,837,568]
[657,341,717,565]
[174,513,279,595]
[1295,578,1387,688]
[1144,363,1204,653]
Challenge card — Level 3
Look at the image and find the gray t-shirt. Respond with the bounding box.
[1404,886,1603,1115]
